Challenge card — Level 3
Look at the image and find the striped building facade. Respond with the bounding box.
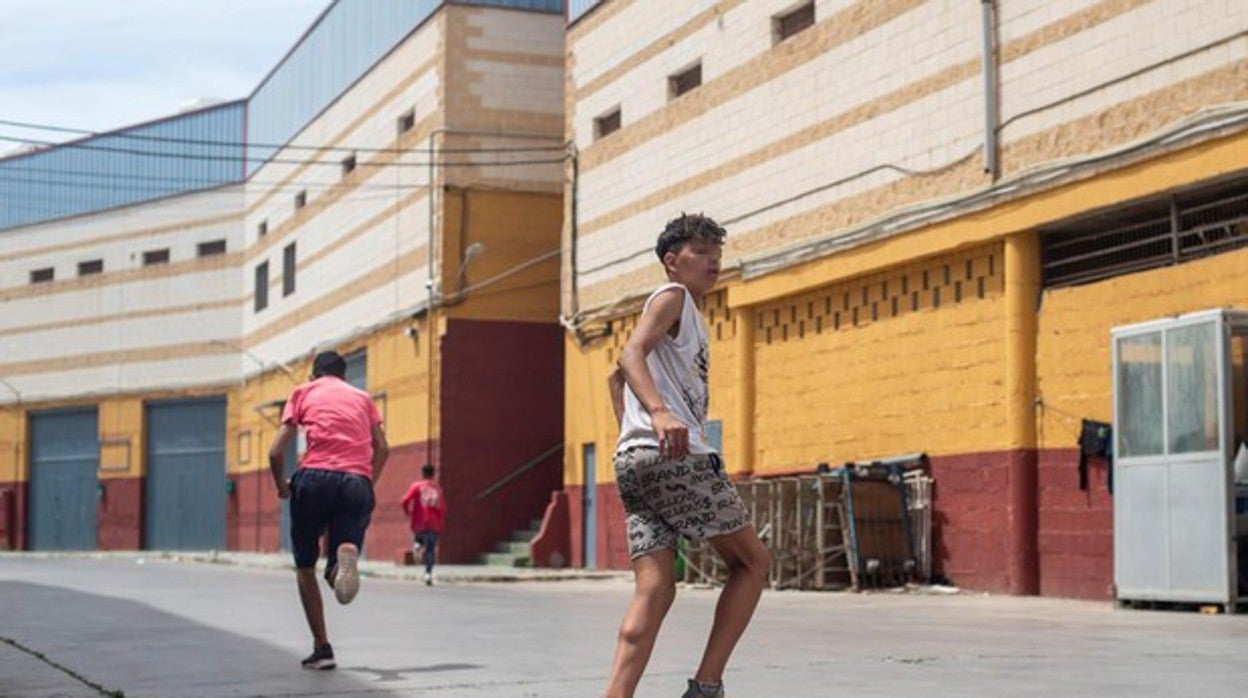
[561,0,1248,598]
[0,0,567,564]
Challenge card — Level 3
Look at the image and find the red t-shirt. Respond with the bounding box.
[401,480,446,533]
[281,376,382,479]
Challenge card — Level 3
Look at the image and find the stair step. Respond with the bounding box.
[495,540,532,556]
[511,527,542,543]
[480,551,531,567]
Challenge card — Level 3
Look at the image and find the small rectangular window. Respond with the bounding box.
[142,249,170,266]
[255,261,269,312]
[197,239,227,257]
[77,259,103,276]
[397,109,415,134]
[341,153,357,176]
[594,108,622,140]
[294,190,307,210]
[775,2,815,43]
[669,63,702,99]
[283,242,296,297]
[257,220,268,238]
[30,267,54,284]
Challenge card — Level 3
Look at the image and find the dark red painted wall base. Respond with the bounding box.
[570,448,1116,599]
[439,319,564,564]
[0,484,26,550]
[230,467,286,552]
[98,477,142,550]
[1038,448,1113,600]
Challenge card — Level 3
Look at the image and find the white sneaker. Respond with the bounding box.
[423,572,433,586]
[334,543,360,604]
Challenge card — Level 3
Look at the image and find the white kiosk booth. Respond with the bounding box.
[1112,309,1248,611]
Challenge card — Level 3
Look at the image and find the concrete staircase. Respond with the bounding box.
[478,517,543,567]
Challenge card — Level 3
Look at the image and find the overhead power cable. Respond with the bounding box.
[0,134,569,169]
[0,117,566,155]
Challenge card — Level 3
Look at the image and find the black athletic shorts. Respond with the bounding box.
[289,467,375,569]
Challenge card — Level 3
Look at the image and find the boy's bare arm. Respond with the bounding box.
[616,288,690,460]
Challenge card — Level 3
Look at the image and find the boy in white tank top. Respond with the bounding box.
[605,214,771,698]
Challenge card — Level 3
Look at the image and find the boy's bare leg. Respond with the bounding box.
[605,548,677,698]
[296,567,329,647]
[693,526,770,684]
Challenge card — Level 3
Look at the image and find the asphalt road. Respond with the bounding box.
[3,555,1248,697]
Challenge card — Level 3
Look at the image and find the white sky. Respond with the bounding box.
[0,0,331,153]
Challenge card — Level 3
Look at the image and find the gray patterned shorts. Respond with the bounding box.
[614,446,751,560]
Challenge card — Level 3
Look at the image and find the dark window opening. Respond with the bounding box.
[342,154,357,176]
[670,62,702,99]
[257,220,268,238]
[397,109,415,134]
[30,267,54,284]
[294,190,307,210]
[775,2,815,43]
[255,261,269,312]
[197,239,227,257]
[77,260,103,277]
[143,249,170,266]
[283,243,296,297]
[594,109,621,140]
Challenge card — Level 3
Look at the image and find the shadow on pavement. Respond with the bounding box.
[0,581,481,697]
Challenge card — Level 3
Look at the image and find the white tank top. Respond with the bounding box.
[616,283,714,455]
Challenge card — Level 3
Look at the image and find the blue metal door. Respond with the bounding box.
[145,398,227,550]
[28,408,99,550]
[583,443,597,569]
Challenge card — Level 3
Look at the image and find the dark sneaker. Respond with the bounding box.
[323,564,337,591]
[301,643,335,670]
[334,543,360,604]
[681,679,724,698]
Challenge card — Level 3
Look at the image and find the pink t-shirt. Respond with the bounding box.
[281,376,382,479]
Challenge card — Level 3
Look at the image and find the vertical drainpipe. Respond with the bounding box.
[734,307,756,475]
[426,130,441,464]
[1004,232,1040,595]
[981,0,1000,180]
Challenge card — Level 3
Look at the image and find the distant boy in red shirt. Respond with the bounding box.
[401,463,445,585]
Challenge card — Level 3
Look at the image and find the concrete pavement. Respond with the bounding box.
[2,552,1248,697]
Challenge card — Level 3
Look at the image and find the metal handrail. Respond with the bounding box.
[477,443,564,500]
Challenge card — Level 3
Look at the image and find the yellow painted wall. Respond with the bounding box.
[751,244,1007,471]
[0,407,22,485]
[97,398,143,480]
[442,188,563,323]
[1036,246,1248,453]
[562,244,1010,487]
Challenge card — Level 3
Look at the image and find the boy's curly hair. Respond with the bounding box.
[655,213,726,260]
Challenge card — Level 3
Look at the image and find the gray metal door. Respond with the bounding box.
[279,433,297,551]
[583,443,596,569]
[145,398,227,550]
[28,408,98,550]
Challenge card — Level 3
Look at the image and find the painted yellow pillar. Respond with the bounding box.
[1004,231,1040,594]
[734,306,755,474]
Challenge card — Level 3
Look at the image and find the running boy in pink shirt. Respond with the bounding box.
[269,350,389,670]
